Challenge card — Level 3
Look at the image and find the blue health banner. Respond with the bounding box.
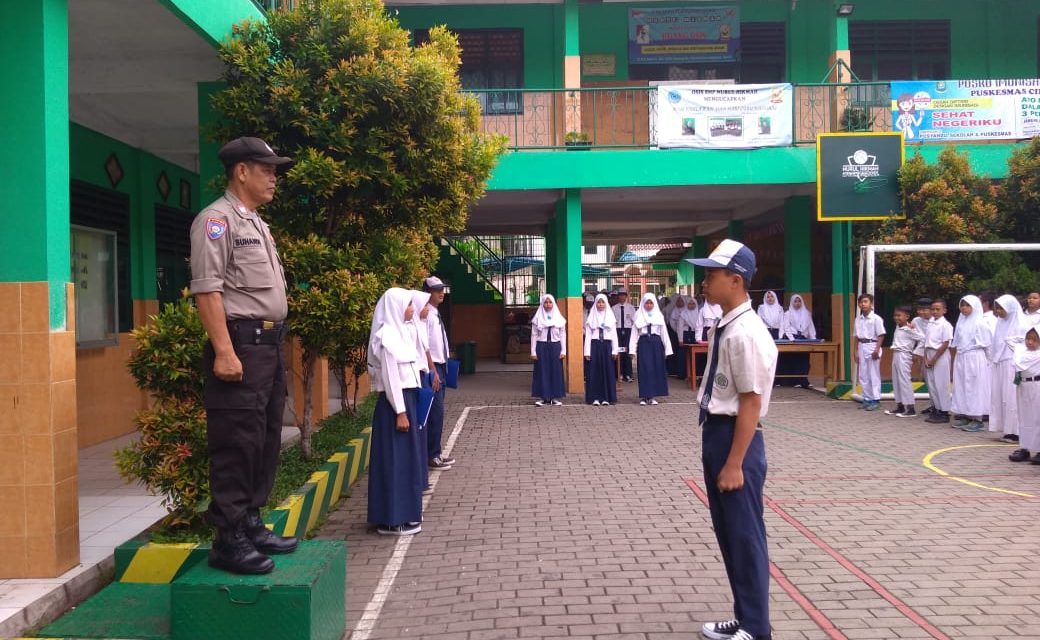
[629,6,739,65]
[891,79,1040,142]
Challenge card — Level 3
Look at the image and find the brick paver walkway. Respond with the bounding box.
[316,371,1040,639]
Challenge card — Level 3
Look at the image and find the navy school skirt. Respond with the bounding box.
[367,388,423,527]
[585,339,617,404]
[532,340,566,400]
[636,334,669,399]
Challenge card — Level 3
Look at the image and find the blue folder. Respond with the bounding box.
[445,358,460,389]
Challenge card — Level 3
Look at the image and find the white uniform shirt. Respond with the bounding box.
[696,300,778,419]
[891,323,925,356]
[371,347,422,414]
[1025,310,1040,327]
[983,310,998,334]
[613,303,636,330]
[925,316,953,350]
[854,311,886,342]
[531,325,567,357]
[425,306,449,364]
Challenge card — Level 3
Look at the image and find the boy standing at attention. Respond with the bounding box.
[924,299,954,424]
[687,240,777,640]
[885,306,924,417]
[854,294,886,411]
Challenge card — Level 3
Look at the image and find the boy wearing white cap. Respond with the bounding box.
[422,276,455,470]
[687,239,777,640]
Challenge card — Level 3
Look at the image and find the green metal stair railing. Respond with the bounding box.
[441,236,505,302]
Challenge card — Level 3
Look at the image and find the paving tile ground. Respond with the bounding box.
[315,371,1040,640]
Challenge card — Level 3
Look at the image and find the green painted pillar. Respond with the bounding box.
[727,220,744,242]
[678,236,708,289]
[198,81,226,205]
[784,196,812,295]
[544,207,559,296]
[563,0,579,58]
[558,189,582,298]
[0,0,70,328]
[831,221,853,380]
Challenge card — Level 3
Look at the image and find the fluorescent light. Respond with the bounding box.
[836,3,855,16]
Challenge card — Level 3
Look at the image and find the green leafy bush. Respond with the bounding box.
[115,295,210,530]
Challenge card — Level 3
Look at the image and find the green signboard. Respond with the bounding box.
[816,132,904,222]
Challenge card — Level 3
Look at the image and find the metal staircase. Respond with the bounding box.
[439,235,546,306]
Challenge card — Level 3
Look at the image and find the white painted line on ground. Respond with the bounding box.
[350,406,475,640]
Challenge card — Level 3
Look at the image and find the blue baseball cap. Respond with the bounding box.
[685,239,757,283]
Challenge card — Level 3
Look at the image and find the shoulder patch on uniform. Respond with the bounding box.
[206,217,227,240]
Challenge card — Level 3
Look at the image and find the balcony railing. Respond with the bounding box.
[464,82,893,150]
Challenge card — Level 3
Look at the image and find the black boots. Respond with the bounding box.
[209,523,275,575]
[245,510,299,555]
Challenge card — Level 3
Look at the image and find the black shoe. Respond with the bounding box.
[925,413,948,424]
[1030,453,1040,465]
[884,404,905,416]
[245,510,298,555]
[209,523,275,574]
[922,406,935,415]
[1009,448,1031,462]
[897,407,916,417]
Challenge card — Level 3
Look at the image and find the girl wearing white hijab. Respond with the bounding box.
[757,290,784,340]
[1012,327,1040,463]
[531,294,567,406]
[409,290,433,492]
[990,294,1027,446]
[698,298,723,341]
[949,295,992,431]
[630,292,672,405]
[583,293,619,406]
[780,294,817,387]
[678,297,703,344]
[367,287,424,536]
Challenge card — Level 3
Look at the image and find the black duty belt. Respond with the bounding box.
[228,319,287,345]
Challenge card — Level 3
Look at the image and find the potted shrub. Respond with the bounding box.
[564,131,592,149]
[841,106,870,132]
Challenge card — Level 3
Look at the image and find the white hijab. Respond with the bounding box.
[368,287,419,370]
[989,293,1027,362]
[633,292,666,329]
[1013,328,1040,376]
[757,290,784,329]
[952,294,988,351]
[410,290,432,352]
[784,294,815,337]
[668,296,686,330]
[584,293,616,330]
[532,294,567,329]
[679,297,700,331]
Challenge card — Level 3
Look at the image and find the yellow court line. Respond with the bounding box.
[922,444,1035,497]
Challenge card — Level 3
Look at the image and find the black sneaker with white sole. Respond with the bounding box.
[376,523,421,536]
[702,619,740,639]
[429,457,453,470]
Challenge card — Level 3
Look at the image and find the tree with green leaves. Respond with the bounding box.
[209,0,506,455]
[862,146,1006,304]
[1001,137,1040,271]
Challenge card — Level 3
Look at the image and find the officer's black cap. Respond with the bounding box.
[218,137,292,168]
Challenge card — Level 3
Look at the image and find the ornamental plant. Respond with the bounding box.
[115,293,210,531]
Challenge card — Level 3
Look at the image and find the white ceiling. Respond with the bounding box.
[68,0,226,172]
[468,182,814,243]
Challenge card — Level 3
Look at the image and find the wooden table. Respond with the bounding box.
[683,340,840,393]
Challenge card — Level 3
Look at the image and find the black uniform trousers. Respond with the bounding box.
[203,321,287,529]
[701,414,770,637]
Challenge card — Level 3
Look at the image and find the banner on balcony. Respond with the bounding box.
[656,83,793,149]
[629,6,739,65]
[891,79,1040,141]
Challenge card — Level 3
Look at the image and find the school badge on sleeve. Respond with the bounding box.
[206,217,227,240]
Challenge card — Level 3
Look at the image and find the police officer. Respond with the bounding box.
[189,137,299,575]
[687,240,777,640]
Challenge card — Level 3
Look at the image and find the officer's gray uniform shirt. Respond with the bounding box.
[696,299,778,419]
[189,191,288,321]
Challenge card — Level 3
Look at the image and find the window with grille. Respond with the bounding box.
[414,28,524,115]
[70,180,131,343]
[850,20,950,82]
[155,205,193,306]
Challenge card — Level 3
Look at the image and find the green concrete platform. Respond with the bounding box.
[38,583,171,640]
